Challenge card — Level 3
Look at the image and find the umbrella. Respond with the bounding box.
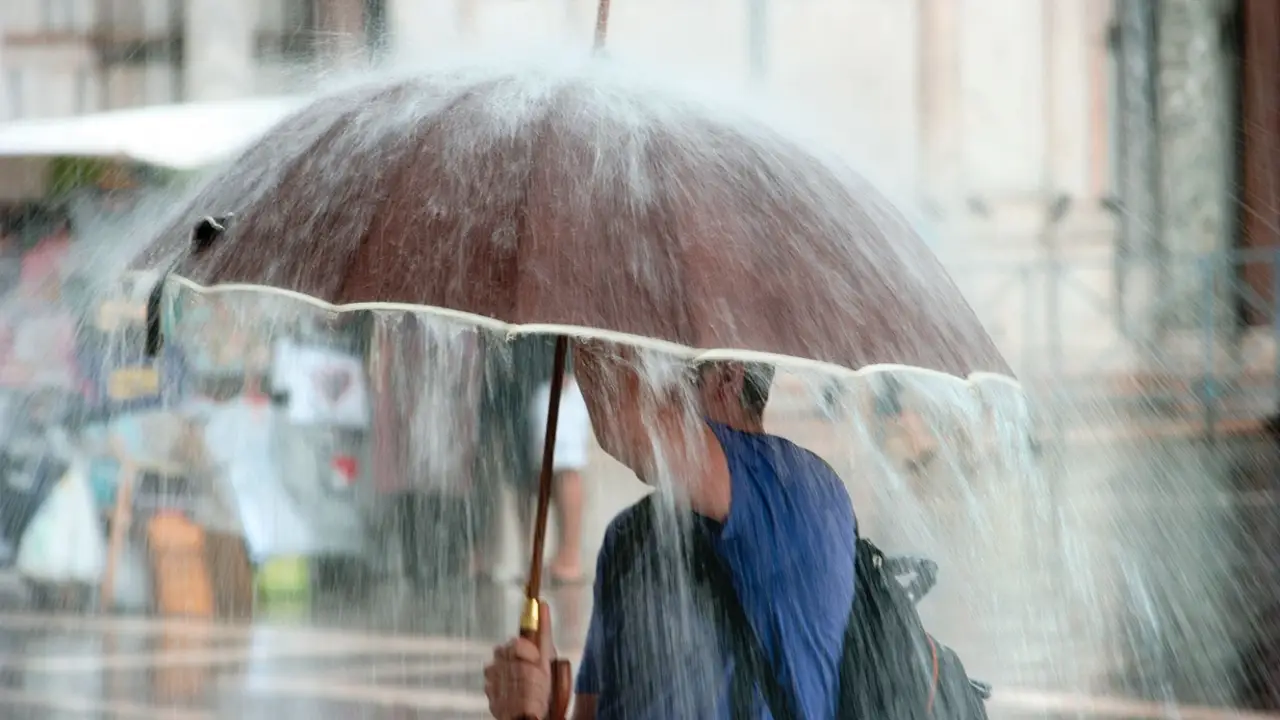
[134,4,1012,716]
[135,85,1007,375]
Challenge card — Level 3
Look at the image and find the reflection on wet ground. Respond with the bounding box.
[0,608,497,719]
[0,434,1276,718]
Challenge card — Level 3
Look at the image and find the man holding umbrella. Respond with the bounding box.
[126,35,1010,720]
[484,346,858,719]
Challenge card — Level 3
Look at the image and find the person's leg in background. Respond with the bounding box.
[471,347,512,581]
[468,449,504,582]
[513,464,582,584]
[549,468,585,583]
[469,354,502,581]
[487,420,538,583]
[397,491,421,586]
[546,376,590,584]
[420,488,472,585]
[473,333,552,582]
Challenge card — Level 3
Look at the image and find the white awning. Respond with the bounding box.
[0,97,302,171]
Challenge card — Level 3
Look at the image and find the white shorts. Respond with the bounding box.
[530,378,592,472]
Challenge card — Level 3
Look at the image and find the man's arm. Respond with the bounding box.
[570,695,597,720]
[569,504,643,720]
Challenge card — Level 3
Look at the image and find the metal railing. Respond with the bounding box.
[947,246,1280,440]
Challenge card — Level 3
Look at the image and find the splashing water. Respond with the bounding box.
[0,53,1270,718]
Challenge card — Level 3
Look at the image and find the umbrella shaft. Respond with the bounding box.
[526,335,570,600]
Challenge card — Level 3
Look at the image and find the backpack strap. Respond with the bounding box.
[688,526,804,720]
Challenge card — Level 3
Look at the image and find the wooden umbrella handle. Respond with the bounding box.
[517,599,573,720]
[549,658,573,719]
[518,628,572,720]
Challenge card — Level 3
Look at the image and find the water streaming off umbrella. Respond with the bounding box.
[6,273,1248,716]
[157,284,1053,714]
[0,55,1270,717]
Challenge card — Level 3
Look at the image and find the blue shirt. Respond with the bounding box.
[576,423,858,719]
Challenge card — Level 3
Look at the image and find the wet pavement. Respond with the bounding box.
[0,611,495,718]
[0,425,1277,718]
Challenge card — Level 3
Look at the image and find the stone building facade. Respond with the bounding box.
[0,0,378,118]
[0,0,1258,381]
[1112,0,1269,384]
[1154,0,1236,340]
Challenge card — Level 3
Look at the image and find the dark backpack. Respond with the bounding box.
[602,496,991,719]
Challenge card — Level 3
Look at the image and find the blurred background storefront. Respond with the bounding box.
[0,1,1273,416]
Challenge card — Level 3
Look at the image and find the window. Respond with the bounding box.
[259,0,388,61]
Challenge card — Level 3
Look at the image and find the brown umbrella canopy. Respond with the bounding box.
[139,63,1009,379]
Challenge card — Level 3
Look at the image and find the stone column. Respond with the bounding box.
[1154,0,1235,337]
[1113,0,1164,351]
[184,0,257,102]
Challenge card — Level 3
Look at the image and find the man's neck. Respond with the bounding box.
[636,411,754,524]
[671,424,733,523]
[707,403,765,434]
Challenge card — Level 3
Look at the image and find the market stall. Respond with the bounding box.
[0,97,302,172]
[90,287,375,617]
[0,97,302,248]
[76,276,366,616]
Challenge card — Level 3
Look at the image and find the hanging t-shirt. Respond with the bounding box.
[271,340,369,428]
[199,398,316,561]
